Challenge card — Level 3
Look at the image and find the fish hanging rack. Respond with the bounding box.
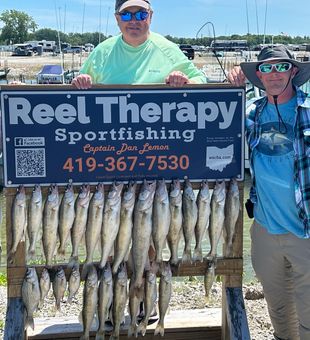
[3,180,250,340]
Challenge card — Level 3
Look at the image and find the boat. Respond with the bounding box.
[64,69,80,84]
[202,64,227,83]
[37,64,65,84]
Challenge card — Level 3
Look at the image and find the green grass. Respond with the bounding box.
[0,272,7,285]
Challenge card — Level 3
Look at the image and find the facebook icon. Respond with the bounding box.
[14,138,24,146]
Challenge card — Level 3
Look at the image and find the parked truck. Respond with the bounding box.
[12,44,33,56]
[178,44,195,60]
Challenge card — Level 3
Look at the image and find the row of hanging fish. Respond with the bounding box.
[8,178,240,272]
[22,261,172,339]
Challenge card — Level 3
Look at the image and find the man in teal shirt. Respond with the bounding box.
[72,0,206,88]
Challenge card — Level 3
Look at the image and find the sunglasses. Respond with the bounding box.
[258,62,292,73]
[118,10,149,22]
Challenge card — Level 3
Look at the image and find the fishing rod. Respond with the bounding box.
[195,21,228,80]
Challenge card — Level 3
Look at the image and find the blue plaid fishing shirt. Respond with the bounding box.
[246,87,310,238]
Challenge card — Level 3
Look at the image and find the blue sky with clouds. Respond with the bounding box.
[0,0,309,38]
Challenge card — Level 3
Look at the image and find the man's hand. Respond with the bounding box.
[227,66,246,86]
[71,74,92,89]
[165,71,189,87]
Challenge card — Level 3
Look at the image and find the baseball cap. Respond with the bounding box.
[115,0,151,12]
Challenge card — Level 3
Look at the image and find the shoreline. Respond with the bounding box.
[1,50,309,83]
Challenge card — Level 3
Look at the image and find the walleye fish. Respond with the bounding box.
[84,183,105,270]
[167,179,183,266]
[182,179,198,263]
[207,181,226,260]
[80,265,98,340]
[70,184,91,266]
[27,184,43,260]
[99,182,123,269]
[110,263,128,340]
[224,179,240,257]
[128,277,143,338]
[112,181,136,275]
[154,262,172,337]
[22,267,40,330]
[152,179,170,263]
[67,264,81,304]
[39,267,51,309]
[43,185,59,266]
[96,262,113,340]
[58,184,75,257]
[52,266,67,313]
[193,180,212,262]
[204,260,216,300]
[8,185,27,263]
[131,180,156,291]
[137,266,158,336]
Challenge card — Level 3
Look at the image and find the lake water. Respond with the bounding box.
[0,171,256,282]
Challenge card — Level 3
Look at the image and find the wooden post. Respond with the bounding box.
[225,287,251,340]
[221,182,247,340]
[4,189,26,339]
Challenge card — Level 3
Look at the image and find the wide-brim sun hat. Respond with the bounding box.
[115,0,151,12]
[240,45,310,90]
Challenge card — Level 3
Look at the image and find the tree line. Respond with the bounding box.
[1,9,309,48]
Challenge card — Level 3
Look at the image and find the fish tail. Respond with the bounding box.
[128,324,138,338]
[205,251,215,262]
[98,257,107,270]
[27,244,36,260]
[137,321,147,336]
[25,315,34,330]
[38,299,44,309]
[66,295,73,304]
[226,243,233,257]
[181,249,192,264]
[205,295,210,304]
[95,330,105,340]
[81,262,92,281]
[68,256,79,269]
[109,332,119,340]
[135,287,144,300]
[131,284,144,300]
[154,322,165,336]
[155,249,163,264]
[193,247,203,262]
[169,252,180,267]
[80,334,90,340]
[54,301,61,315]
[112,261,120,275]
[57,244,66,257]
[7,247,17,264]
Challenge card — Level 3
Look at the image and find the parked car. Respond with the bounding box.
[178,44,195,60]
[63,46,84,54]
[84,43,94,52]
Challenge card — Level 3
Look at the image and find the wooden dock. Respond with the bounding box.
[27,309,222,340]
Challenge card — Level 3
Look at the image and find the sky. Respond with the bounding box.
[0,0,309,39]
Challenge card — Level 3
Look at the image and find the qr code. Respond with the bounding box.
[15,148,46,178]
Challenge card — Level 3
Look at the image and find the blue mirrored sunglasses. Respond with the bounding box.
[258,62,292,73]
[118,10,149,22]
